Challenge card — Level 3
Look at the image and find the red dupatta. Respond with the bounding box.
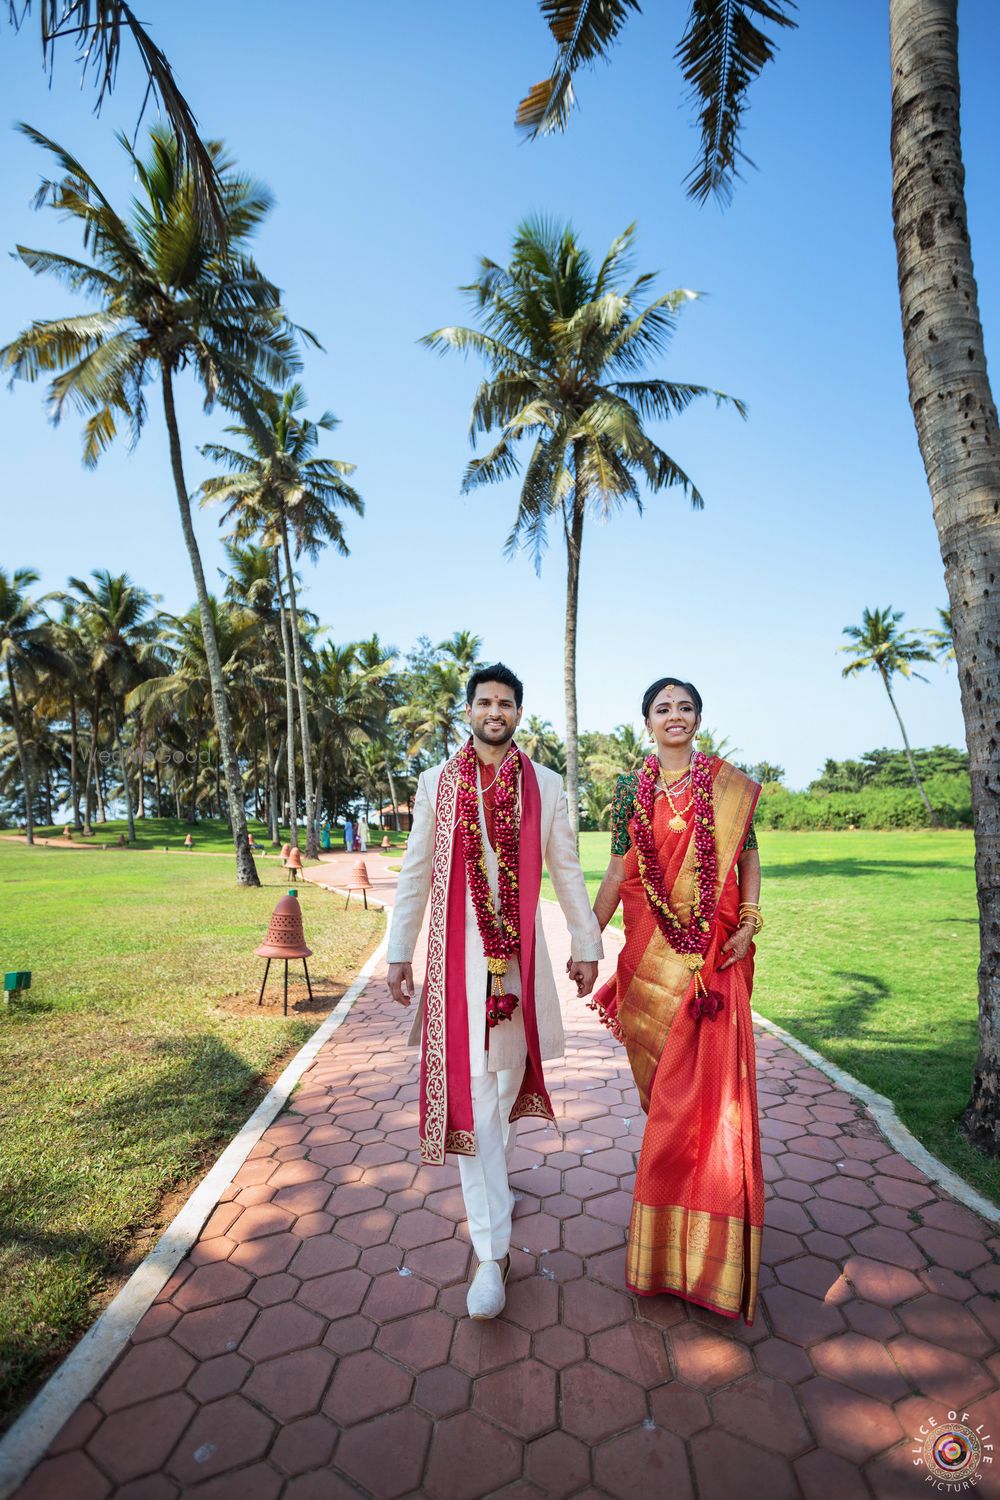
[418,748,554,1165]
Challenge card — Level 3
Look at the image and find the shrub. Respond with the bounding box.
[753,774,971,831]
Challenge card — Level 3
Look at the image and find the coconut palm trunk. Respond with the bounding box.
[274,548,299,848]
[263,715,280,845]
[879,666,938,824]
[314,754,325,846]
[69,689,81,827]
[890,0,1000,1150]
[109,694,137,844]
[83,690,99,834]
[280,514,317,857]
[5,658,34,842]
[562,483,586,841]
[384,754,400,833]
[161,369,258,886]
[189,711,204,823]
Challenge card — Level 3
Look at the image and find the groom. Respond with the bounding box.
[387,663,602,1319]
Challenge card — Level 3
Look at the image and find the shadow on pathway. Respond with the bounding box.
[14,856,1000,1500]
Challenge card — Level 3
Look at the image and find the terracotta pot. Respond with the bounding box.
[351,860,372,889]
[287,846,304,871]
[255,890,313,959]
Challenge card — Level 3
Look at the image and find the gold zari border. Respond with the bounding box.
[626,1201,762,1322]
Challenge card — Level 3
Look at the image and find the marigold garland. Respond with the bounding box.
[456,737,521,1028]
[631,751,725,1021]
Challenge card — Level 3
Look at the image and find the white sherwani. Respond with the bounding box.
[388,757,603,1073]
[387,752,602,1265]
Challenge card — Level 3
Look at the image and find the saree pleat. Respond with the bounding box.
[593,757,764,1322]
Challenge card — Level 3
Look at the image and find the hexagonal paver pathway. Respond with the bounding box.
[14,868,1000,1499]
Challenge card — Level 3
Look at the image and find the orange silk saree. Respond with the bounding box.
[591,757,764,1323]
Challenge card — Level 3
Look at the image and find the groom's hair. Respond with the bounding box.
[466,662,524,708]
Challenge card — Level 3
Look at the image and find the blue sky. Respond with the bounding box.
[2,1,995,787]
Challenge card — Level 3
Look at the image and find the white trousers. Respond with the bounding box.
[457,1062,521,1262]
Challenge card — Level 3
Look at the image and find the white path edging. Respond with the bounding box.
[0,930,390,1500]
[752,1009,1000,1228]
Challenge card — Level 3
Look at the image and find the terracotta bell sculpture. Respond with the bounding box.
[255,889,314,1015]
[286,845,304,881]
[345,859,373,910]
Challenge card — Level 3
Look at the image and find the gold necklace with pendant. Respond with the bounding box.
[659,762,693,832]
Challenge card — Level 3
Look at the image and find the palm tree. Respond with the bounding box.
[424,218,744,835]
[47,603,93,828]
[355,633,405,830]
[438,630,483,678]
[0,568,60,842]
[129,598,260,825]
[928,607,955,665]
[223,541,286,844]
[519,715,566,773]
[841,607,938,826]
[514,0,1000,1154]
[394,660,467,763]
[696,727,737,760]
[66,571,156,844]
[199,384,363,857]
[1,126,301,886]
[312,642,384,831]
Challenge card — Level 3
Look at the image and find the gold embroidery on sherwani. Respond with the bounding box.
[618,760,758,1110]
[444,1129,475,1156]
[419,759,462,1165]
[626,1203,762,1321]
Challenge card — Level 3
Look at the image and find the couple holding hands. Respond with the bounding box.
[387,663,764,1324]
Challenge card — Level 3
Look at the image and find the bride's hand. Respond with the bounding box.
[717,922,755,971]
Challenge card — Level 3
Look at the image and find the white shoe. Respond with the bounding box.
[467,1255,510,1320]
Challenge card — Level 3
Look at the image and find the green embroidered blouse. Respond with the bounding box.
[609,771,758,857]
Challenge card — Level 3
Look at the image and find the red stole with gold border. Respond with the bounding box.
[418,749,553,1164]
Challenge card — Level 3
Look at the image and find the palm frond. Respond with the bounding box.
[676,0,797,205]
[515,0,641,136]
[11,4,226,241]
[612,377,748,421]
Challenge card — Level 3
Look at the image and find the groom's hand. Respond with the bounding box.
[387,962,414,1006]
[567,959,598,998]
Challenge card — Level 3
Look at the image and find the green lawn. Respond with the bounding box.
[0,842,384,1426]
[545,830,993,1205]
[18,814,408,856]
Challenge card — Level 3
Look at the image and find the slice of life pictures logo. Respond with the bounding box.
[912,1409,993,1489]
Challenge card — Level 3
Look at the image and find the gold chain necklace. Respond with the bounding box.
[659,761,693,833]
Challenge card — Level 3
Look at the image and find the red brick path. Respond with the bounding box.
[14,866,1000,1500]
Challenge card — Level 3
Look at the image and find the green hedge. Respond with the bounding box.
[753,774,971,830]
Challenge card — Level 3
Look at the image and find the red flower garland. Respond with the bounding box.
[631,751,725,1020]
[456,738,521,1027]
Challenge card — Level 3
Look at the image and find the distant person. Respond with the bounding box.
[344,817,354,853]
[357,816,369,853]
[589,677,764,1324]
[184,832,194,850]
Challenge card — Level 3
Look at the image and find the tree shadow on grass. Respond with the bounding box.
[89,1031,272,1142]
[785,970,978,1059]
[762,858,967,880]
[806,971,892,1040]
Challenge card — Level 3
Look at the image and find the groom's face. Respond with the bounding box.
[467,682,523,746]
